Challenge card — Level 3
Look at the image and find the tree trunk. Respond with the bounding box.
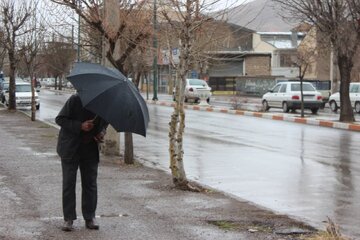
[133,71,141,90]
[300,72,304,118]
[168,38,189,188]
[168,76,199,192]
[124,132,134,164]
[101,126,120,156]
[31,75,36,121]
[54,76,58,90]
[338,55,354,122]
[169,101,188,187]
[168,46,199,191]
[167,1,202,192]
[8,49,17,111]
[59,75,63,91]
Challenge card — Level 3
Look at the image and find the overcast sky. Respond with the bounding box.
[210,0,253,10]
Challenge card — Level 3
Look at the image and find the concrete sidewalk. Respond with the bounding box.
[0,108,321,239]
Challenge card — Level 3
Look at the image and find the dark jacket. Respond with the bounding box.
[56,94,107,160]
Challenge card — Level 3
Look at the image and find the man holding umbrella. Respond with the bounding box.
[56,93,108,231]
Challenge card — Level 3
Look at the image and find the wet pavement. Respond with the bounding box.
[0,108,320,239]
[21,89,360,238]
[132,104,360,239]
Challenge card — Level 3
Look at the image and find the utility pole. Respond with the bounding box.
[31,0,39,121]
[152,0,158,100]
[195,0,199,19]
[72,25,75,49]
[77,0,81,62]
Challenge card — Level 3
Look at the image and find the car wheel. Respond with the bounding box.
[207,98,210,104]
[36,104,40,110]
[282,102,289,113]
[329,100,338,112]
[184,97,188,103]
[355,102,360,113]
[311,108,319,114]
[262,100,269,111]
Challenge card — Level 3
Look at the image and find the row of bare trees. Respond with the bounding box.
[0,0,34,113]
[0,0,77,118]
[274,0,360,122]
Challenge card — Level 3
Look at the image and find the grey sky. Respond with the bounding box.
[211,0,253,10]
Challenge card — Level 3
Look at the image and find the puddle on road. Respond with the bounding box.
[17,147,57,157]
[40,213,128,221]
[33,152,57,157]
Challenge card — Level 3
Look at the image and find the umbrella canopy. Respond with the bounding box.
[67,62,149,137]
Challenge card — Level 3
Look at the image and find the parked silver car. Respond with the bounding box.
[2,81,40,110]
[328,82,360,113]
[262,82,323,114]
[173,78,212,103]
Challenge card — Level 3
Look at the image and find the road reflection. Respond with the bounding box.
[133,104,360,238]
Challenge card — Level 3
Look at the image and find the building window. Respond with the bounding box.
[280,54,293,67]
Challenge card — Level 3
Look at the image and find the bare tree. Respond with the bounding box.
[160,0,230,190]
[124,45,152,90]
[0,0,33,111]
[292,28,318,117]
[81,23,102,63]
[17,14,46,120]
[51,0,152,164]
[273,0,360,122]
[43,38,76,90]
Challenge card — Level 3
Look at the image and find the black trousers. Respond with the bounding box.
[61,142,99,221]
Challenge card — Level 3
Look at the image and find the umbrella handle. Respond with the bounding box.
[93,115,99,125]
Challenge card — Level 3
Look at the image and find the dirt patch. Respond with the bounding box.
[208,219,317,239]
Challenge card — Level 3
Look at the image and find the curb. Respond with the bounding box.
[146,100,360,132]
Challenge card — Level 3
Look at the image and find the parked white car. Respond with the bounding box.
[328,82,360,113]
[3,81,40,110]
[173,78,212,103]
[262,81,323,114]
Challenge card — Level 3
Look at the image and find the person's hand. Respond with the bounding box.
[94,130,105,143]
[81,120,94,132]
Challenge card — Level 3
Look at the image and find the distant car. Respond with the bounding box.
[3,81,40,110]
[328,82,360,113]
[35,80,41,89]
[262,81,323,114]
[0,81,9,104]
[173,78,212,103]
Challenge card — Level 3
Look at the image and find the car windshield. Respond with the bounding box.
[3,83,9,90]
[350,84,360,93]
[189,79,207,86]
[16,84,31,92]
[291,83,315,91]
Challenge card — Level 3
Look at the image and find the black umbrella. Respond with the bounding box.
[67,62,149,137]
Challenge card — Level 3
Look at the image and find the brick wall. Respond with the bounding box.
[244,55,271,76]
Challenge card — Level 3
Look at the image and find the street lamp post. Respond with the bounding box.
[152,0,158,101]
[77,0,81,62]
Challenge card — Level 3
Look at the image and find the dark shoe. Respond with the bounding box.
[61,220,74,232]
[85,218,99,230]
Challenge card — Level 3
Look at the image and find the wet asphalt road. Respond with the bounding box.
[38,89,360,238]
